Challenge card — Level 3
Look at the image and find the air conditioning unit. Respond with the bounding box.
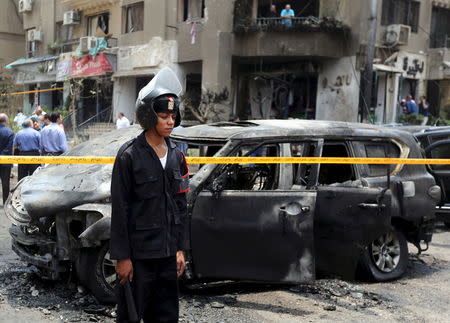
[385,24,411,46]
[79,36,98,53]
[63,11,80,25]
[27,29,43,42]
[18,0,33,13]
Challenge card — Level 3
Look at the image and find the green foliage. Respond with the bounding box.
[8,115,21,134]
[428,116,450,126]
[397,113,424,125]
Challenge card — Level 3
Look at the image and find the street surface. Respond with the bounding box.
[1,197,450,322]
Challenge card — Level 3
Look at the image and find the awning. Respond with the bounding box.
[373,64,404,74]
[5,56,59,69]
[112,69,157,79]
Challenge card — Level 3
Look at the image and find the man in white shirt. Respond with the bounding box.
[116,112,131,129]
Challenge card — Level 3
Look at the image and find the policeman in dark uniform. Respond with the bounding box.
[111,68,189,322]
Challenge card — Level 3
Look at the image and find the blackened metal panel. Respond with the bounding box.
[191,190,316,283]
[314,186,391,280]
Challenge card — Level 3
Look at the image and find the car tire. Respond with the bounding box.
[77,242,116,304]
[358,227,408,281]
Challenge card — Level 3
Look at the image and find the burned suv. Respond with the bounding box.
[5,120,440,303]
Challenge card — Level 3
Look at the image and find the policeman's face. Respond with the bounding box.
[155,112,176,137]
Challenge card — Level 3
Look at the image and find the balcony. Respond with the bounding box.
[234,16,349,33]
[50,37,118,54]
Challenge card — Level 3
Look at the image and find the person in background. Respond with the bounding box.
[281,4,295,27]
[0,113,14,204]
[116,112,131,129]
[400,99,408,114]
[30,116,41,131]
[13,110,27,127]
[406,95,419,114]
[13,119,41,180]
[40,112,68,156]
[268,4,278,18]
[42,114,51,127]
[419,96,430,125]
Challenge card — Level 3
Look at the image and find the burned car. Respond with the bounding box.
[399,126,450,227]
[5,120,440,303]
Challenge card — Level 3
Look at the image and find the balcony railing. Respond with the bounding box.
[234,16,349,33]
[430,34,450,49]
[59,37,118,54]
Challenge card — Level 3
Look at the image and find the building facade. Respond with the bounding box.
[0,0,25,114]
[5,0,450,126]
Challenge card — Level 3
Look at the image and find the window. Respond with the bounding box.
[214,144,279,191]
[56,22,73,42]
[381,0,420,33]
[430,6,450,48]
[318,143,354,185]
[27,28,38,58]
[87,12,109,36]
[124,2,144,33]
[290,141,319,188]
[182,0,205,21]
[352,141,401,177]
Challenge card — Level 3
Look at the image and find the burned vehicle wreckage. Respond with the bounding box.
[5,120,440,303]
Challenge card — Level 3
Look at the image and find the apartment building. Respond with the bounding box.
[372,0,450,123]
[0,0,25,113]
[5,0,449,126]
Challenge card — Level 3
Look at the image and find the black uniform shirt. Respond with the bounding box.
[110,132,189,260]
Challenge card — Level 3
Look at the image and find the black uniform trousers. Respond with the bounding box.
[116,256,179,323]
[18,151,40,181]
[0,166,11,204]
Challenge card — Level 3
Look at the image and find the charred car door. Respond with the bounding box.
[190,142,317,283]
[314,141,392,279]
[424,139,450,223]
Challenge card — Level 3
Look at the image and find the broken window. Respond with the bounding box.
[430,6,450,48]
[318,142,355,185]
[352,141,401,177]
[290,141,319,189]
[381,0,420,33]
[87,12,110,37]
[215,144,279,191]
[124,2,144,33]
[182,0,205,21]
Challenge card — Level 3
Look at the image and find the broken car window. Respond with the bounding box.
[290,142,319,189]
[216,144,279,191]
[352,141,401,177]
[318,142,355,185]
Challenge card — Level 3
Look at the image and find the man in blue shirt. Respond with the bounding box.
[406,95,419,114]
[281,4,295,27]
[0,113,14,203]
[40,112,68,156]
[13,119,41,180]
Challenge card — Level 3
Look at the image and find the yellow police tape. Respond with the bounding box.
[0,87,64,97]
[0,156,450,165]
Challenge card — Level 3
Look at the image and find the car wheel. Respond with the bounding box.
[77,242,116,303]
[358,228,408,281]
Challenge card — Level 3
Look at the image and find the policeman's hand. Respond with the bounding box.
[176,251,186,278]
[116,259,133,285]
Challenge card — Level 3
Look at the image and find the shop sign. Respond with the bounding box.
[56,60,71,81]
[71,52,114,78]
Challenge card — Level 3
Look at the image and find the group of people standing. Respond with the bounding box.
[401,95,430,125]
[0,107,68,204]
[267,4,296,27]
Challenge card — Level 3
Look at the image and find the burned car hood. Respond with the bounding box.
[20,126,141,218]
